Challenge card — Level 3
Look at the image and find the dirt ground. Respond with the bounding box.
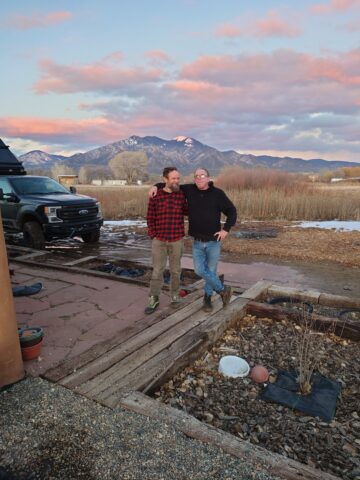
[222,222,360,268]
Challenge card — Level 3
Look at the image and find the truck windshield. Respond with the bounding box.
[10,177,70,195]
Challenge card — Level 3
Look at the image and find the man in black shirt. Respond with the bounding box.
[152,167,237,312]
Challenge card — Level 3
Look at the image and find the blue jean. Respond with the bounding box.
[192,240,224,296]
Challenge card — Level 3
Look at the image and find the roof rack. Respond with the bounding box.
[0,139,26,175]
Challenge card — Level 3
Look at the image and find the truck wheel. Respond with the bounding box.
[81,229,100,243]
[23,221,46,249]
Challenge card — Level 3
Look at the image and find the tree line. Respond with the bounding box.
[27,151,149,185]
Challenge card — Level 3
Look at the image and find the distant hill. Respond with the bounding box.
[19,150,68,167]
[19,135,359,174]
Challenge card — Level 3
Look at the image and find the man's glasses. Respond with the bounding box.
[194,174,208,179]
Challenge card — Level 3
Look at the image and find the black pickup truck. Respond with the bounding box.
[0,139,103,249]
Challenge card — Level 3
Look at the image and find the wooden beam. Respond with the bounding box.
[267,286,321,304]
[63,255,97,266]
[118,391,340,480]
[239,280,272,301]
[318,292,360,309]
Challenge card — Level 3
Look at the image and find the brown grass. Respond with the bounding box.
[77,185,149,219]
[216,167,360,220]
[77,177,360,221]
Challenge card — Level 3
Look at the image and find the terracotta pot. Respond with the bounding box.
[21,338,43,361]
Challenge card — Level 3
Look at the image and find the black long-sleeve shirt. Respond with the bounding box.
[156,183,237,242]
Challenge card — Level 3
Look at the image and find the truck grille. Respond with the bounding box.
[57,203,98,222]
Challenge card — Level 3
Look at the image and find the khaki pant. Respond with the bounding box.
[149,238,183,297]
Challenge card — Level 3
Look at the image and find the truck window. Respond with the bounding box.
[0,178,13,195]
[10,177,69,195]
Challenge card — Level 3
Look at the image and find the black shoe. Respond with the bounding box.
[202,294,213,312]
[144,295,159,314]
[219,285,232,307]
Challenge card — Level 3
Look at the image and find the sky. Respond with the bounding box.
[1,0,360,161]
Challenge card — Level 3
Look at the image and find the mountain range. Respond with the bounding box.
[19,135,359,174]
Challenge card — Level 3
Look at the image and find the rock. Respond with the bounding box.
[349,468,360,479]
[343,443,358,455]
[299,416,314,423]
[203,412,214,423]
[195,387,203,397]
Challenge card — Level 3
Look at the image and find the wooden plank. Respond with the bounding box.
[76,297,226,396]
[58,291,205,388]
[318,292,360,309]
[118,391,340,480]
[63,255,97,266]
[14,251,49,261]
[99,333,206,407]
[267,285,321,304]
[202,297,249,343]
[109,297,249,400]
[246,301,360,341]
[239,280,272,301]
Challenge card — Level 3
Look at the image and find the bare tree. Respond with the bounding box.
[108,151,148,184]
[50,162,76,180]
[80,165,112,183]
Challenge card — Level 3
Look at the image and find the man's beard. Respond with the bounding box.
[169,184,180,192]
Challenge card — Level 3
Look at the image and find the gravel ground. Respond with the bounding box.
[0,378,280,480]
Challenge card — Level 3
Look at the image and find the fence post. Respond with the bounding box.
[0,212,24,388]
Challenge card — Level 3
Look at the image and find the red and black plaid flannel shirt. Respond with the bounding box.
[147,189,188,241]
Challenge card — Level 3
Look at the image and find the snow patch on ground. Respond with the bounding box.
[296,221,360,232]
[104,220,147,227]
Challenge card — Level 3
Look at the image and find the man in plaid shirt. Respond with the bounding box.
[145,167,188,314]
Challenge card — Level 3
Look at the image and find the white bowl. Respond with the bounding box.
[218,355,250,378]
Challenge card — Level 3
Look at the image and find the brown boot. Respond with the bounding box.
[219,285,232,307]
[202,294,213,312]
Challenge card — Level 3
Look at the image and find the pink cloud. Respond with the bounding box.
[180,49,360,88]
[144,50,172,63]
[33,56,163,94]
[253,11,301,38]
[214,11,301,39]
[6,11,72,30]
[311,0,359,14]
[0,112,212,149]
[215,23,242,38]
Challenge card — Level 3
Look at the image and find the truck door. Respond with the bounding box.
[0,178,20,231]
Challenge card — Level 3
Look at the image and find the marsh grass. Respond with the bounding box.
[77,172,360,221]
[77,185,149,219]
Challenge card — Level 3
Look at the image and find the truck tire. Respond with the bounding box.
[23,221,46,250]
[81,229,100,243]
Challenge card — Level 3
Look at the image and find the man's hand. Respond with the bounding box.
[149,186,158,198]
[214,229,228,241]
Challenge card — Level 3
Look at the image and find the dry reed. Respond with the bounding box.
[77,175,360,221]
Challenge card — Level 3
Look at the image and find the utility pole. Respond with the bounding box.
[0,212,24,388]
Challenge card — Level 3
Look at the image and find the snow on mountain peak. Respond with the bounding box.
[174,136,193,146]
